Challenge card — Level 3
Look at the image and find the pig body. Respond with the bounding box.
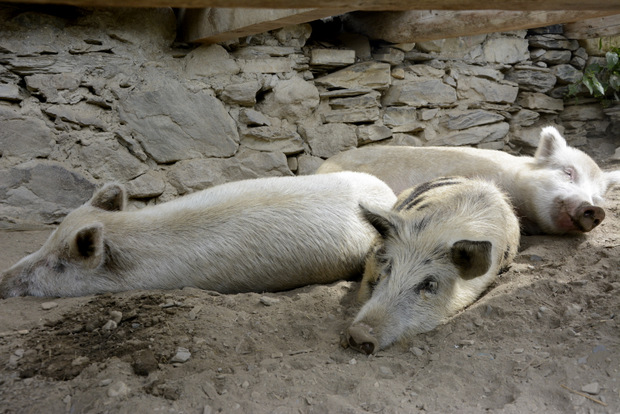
[318,126,620,235]
[347,177,520,354]
[0,172,397,298]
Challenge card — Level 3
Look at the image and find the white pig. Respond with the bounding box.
[318,126,620,235]
[347,177,520,354]
[0,172,396,298]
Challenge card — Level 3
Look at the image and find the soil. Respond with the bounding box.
[1,185,619,414]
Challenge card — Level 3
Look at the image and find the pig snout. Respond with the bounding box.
[347,324,379,355]
[575,204,605,232]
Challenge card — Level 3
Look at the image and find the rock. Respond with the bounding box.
[322,108,380,123]
[102,320,117,331]
[443,109,504,130]
[107,381,131,398]
[184,44,240,78]
[357,125,392,144]
[457,77,519,104]
[258,77,319,121]
[125,172,166,199]
[310,49,355,67]
[118,78,239,163]
[528,35,579,51]
[533,49,572,65]
[240,126,304,155]
[167,150,292,194]
[417,35,487,60]
[0,160,95,228]
[132,349,159,376]
[510,109,540,127]
[518,92,564,113]
[170,347,191,363]
[329,91,380,109]
[220,80,261,106]
[482,37,529,64]
[0,109,53,158]
[560,104,605,122]
[25,73,81,103]
[383,80,456,107]
[238,58,292,74]
[383,107,417,127]
[259,296,280,306]
[505,67,557,93]
[315,61,391,91]
[231,46,298,59]
[274,24,312,48]
[300,123,357,158]
[79,136,148,182]
[0,84,23,101]
[296,154,325,175]
[581,382,600,395]
[550,64,582,85]
[449,62,503,82]
[41,301,58,310]
[239,109,271,126]
[372,47,405,65]
[109,311,123,324]
[433,122,510,146]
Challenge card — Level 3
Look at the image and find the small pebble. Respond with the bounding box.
[107,381,131,398]
[41,301,58,310]
[410,347,424,357]
[349,358,357,365]
[109,310,122,324]
[170,347,191,363]
[99,379,113,387]
[513,348,524,354]
[259,296,280,306]
[71,356,90,366]
[102,320,117,331]
[582,382,600,395]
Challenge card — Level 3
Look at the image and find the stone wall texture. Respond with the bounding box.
[0,6,617,229]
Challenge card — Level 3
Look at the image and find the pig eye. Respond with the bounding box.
[414,276,438,295]
[564,167,576,181]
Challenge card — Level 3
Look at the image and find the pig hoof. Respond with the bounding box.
[347,325,379,355]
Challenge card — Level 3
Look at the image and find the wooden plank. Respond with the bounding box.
[3,0,620,11]
[563,13,620,39]
[345,10,620,43]
[178,8,349,43]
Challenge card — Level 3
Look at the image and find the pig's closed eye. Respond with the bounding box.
[564,167,576,181]
[414,276,438,295]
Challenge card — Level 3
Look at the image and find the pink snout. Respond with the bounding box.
[347,324,379,355]
[575,204,605,232]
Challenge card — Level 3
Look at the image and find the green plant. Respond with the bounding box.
[568,46,620,105]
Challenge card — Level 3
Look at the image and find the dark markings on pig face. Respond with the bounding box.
[528,127,614,234]
[395,178,460,212]
[354,205,495,353]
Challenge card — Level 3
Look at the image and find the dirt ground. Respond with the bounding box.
[1,180,619,413]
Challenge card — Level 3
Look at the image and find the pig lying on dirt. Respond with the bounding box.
[347,177,520,354]
[0,172,397,298]
[318,126,620,235]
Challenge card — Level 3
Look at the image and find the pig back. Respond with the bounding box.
[100,172,398,294]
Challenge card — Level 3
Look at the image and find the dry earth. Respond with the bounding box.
[0,175,619,414]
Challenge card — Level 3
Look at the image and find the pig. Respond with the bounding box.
[0,172,397,298]
[347,177,520,354]
[317,126,620,235]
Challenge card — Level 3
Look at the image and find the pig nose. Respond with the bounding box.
[576,205,605,232]
[347,324,379,355]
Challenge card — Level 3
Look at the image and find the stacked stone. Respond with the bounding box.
[0,6,613,229]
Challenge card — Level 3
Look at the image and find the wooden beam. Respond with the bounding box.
[178,8,349,43]
[3,0,620,11]
[563,13,620,39]
[345,10,620,43]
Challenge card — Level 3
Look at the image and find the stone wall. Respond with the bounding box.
[0,6,615,229]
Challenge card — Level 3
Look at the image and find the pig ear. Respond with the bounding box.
[70,223,105,269]
[90,184,126,212]
[604,171,620,192]
[359,203,397,239]
[534,126,567,162]
[451,240,492,280]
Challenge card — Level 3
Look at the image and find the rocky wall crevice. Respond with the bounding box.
[0,6,616,229]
